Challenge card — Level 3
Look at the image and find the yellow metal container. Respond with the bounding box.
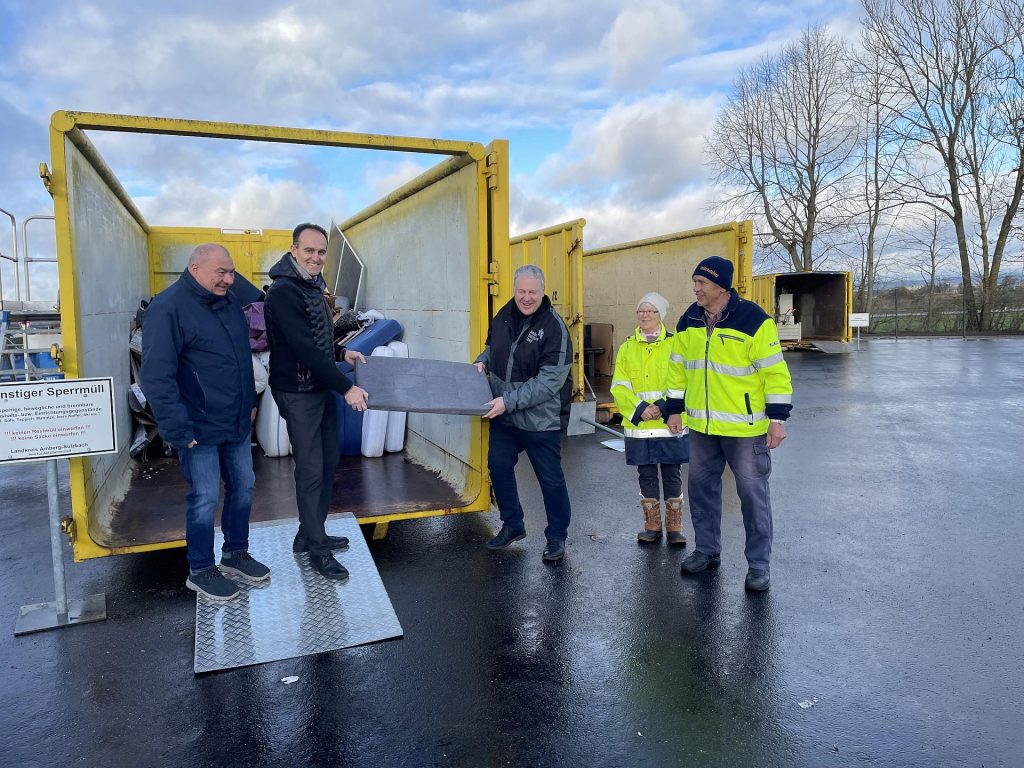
[582,220,753,350]
[47,111,510,560]
[508,219,585,401]
[751,271,853,344]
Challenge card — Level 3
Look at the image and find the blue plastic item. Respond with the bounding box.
[344,319,402,356]
[335,319,402,456]
[334,362,363,457]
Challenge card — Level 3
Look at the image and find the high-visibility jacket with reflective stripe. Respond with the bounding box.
[611,324,678,438]
[665,290,792,437]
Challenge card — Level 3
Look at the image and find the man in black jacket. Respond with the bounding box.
[264,223,368,581]
[475,265,574,561]
[141,243,270,601]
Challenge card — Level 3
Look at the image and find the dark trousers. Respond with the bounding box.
[687,430,773,570]
[273,389,339,554]
[636,463,682,500]
[488,420,572,541]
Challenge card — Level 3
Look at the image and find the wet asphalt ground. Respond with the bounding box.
[1,337,1022,768]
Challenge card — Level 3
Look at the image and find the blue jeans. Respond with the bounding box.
[687,430,773,570]
[178,438,255,573]
[488,420,571,540]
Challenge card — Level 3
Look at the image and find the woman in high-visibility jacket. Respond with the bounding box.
[610,292,690,544]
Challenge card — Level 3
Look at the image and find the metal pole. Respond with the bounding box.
[14,374,107,636]
[894,286,899,340]
[46,459,69,619]
[962,284,967,339]
[579,416,624,439]
[0,207,20,302]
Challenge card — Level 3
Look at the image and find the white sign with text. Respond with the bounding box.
[0,377,117,464]
[849,313,870,328]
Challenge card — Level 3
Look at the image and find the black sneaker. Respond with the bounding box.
[220,551,271,583]
[486,526,526,550]
[745,568,770,592]
[186,567,241,601]
[542,538,565,562]
[293,534,350,553]
[680,550,721,574]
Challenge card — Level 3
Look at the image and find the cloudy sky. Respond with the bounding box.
[0,0,859,301]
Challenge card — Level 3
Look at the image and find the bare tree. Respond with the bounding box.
[707,26,860,272]
[849,48,909,313]
[900,209,955,328]
[861,0,1024,330]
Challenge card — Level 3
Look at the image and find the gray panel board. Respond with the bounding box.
[355,356,493,416]
[194,514,402,674]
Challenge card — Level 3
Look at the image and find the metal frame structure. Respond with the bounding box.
[21,215,56,302]
[0,207,18,303]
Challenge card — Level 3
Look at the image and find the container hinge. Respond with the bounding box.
[484,260,500,295]
[484,152,499,190]
[39,163,52,194]
[50,344,64,370]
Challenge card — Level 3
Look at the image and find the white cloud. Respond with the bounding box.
[603,1,695,90]
[534,93,717,205]
[510,179,720,251]
[362,159,434,201]
[0,0,870,301]
[133,175,348,231]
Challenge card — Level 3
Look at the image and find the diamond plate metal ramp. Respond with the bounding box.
[194,514,402,674]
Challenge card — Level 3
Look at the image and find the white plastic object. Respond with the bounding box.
[254,389,291,457]
[252,352,269,395]
[384,340,409,452]
[360,345,394,458]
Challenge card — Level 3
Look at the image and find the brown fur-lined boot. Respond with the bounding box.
[638,497,662,543]
[665,496,688,546]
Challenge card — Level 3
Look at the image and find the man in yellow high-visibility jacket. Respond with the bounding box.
[666,256,792,592]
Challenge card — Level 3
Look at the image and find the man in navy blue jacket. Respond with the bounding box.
[141,243,270,601]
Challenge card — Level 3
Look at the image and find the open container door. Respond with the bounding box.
[47,111,503,560]
[333,140,510,537]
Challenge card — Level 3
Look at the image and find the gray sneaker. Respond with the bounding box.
[220,551,271,583]
[186,567,241,601]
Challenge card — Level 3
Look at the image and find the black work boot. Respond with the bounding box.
[542,538,565,562]
[487,526,526,550]
[744,568,770,592]
[680,550,721,574]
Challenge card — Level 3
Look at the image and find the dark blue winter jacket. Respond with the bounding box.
[140,269,261,450]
